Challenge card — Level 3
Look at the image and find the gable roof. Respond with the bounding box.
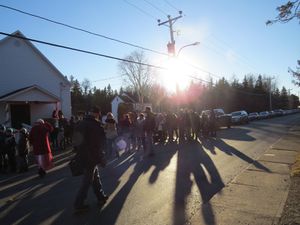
[120,93,136,103]
[0,30,70,85]
[0,85,60,103]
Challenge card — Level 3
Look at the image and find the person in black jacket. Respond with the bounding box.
[143,107,156,157]
[17,128,29,172]
[0,124,7,173]
[73,106,108,213]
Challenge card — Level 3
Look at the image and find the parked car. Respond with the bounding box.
[201,108,232,128]
[268,111,276,117]
[231,110,249,124]
[273,109,284,116]
[213,108,232,128]
[248,112,259,121]
[259,111,270,119]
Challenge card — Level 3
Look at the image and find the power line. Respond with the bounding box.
[0,4,168,56]
[0,31,219,82]
[93,75,124,82]
[123,0,158,20]
[142,0,168,16]
[0,31,165,70]
[0,31,268,97]
[180,58,222,79]
[0,4,222,80]
[209,34,260,72]
[164,0,180,12]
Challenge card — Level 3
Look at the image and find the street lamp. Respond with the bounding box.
[177,42,200,57]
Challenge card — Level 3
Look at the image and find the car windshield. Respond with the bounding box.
[232,112,241,116]
[249,113,256,116]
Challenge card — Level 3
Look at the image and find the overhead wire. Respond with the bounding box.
[207,34,260,72]
[0,2,270,97]
[0,31,165,70]
[123,0,158,20]
[142,0,168,16]
[164,0,181,12]
[0,4,222,82]
[0,4,168,56]
[0,31,268,96]
[93,75,124,82]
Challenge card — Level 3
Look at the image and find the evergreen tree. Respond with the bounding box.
[280,86,289,109]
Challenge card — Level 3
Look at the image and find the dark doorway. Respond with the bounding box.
[10,104,31,129]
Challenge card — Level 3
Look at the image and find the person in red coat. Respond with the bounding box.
[29,119,54,177]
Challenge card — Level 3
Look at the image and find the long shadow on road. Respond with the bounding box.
[173,140,225,225]
[94,141,178,225]
[210,138,271,172]
[0,130,274,225]
[216,127,256,142]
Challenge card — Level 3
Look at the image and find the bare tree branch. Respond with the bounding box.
[266,0,300,25]
[118,51,154,103]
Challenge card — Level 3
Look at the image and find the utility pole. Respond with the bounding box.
[269,77,275,111]
[158,11,183,56]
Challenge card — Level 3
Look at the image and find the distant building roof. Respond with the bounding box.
[0,85,60,102]
[120,93,136,103]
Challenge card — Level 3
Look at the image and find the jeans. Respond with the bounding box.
[145,131,154,155]
[74,165,106,208]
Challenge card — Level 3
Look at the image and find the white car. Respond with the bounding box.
[231,110,249,124]
[259,111,270,119]
[248,112,259,121]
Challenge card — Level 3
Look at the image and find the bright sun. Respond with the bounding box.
[159,58,193,93]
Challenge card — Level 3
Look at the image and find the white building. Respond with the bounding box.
[111,93,152,122]
[0,31,71,128]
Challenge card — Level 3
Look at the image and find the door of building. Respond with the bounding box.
[10,104,31,129]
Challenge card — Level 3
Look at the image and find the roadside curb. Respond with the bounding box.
[189,123,300,225]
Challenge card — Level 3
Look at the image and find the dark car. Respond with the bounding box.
[201,108,231,128]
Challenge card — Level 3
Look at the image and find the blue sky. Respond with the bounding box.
[0,0,299,95]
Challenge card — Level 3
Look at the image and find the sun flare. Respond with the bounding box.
[159,58,194,93]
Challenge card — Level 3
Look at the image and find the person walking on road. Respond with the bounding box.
[29,119,54,177]
[103,112,118,159]
[144,107,156,157]
[73,106,108,213]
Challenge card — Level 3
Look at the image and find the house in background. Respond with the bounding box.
[111,93,152,122]
[0,30,71,128]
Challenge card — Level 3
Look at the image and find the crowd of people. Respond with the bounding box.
[0,106,218,213]
[0,109,74,175]
[111,108,218,157]
[0,107,218,175]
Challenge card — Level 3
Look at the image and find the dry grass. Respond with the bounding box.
[291,154,300,177]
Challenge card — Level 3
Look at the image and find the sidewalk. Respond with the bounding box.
[189,125,300,225]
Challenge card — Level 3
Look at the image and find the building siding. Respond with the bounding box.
[0,32,72,126]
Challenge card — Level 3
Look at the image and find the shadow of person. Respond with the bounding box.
[217,127,256,141]
[200,137,217,155]
[173,140,225,225]
[96,141,179,225]
[148,141,178,184]
[95,155,155,225]
[211,138,271,172]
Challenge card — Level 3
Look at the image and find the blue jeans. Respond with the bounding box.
[74,165,106,208]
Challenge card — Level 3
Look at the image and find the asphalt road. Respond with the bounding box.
[1,113,300,225]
